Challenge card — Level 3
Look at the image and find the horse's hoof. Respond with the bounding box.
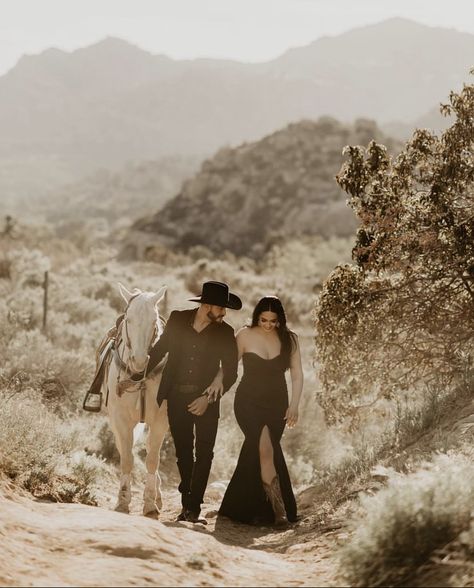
[114,504,130,514]
[143,508,159,519]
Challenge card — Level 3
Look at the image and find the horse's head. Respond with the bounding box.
[118,282,167,374]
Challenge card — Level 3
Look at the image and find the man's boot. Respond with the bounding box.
[185,509,208,525]
[263,475,288,527]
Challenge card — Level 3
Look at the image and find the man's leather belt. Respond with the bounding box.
[177,384,200,394]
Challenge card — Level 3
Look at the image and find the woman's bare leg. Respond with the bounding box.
[259,425,276,485]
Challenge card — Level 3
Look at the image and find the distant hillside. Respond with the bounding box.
[384,104,453,140]
[0,18,472,191]
[4,156,198,234]
[128,118,400,258]
[47,156,198,223]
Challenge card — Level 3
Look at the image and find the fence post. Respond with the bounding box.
[42,270,49,331]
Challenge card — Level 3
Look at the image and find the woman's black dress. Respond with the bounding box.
[219,352,297,524]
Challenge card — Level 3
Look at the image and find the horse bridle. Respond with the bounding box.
[114,294,160,379]
[110,294,166,422]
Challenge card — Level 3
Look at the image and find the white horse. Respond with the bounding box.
[105,282,169,516]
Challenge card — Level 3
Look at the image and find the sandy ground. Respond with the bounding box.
[5,396,474,588]
[0,330,342,587]
[0,481,341,587]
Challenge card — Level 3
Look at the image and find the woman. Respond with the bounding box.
[219,295,303,526]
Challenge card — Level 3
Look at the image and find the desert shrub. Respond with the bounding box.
[182,256,315,325]
[339,454,474,587]
[212,398,245,481]
[438,523,474,586]
[307,380,473,510]
[262,236,352,288]
[187,245,214,261]
[1,328,91,409]
[0,298,18,353]
[46,310,111,353]
[93,420,120,464]
[53,292,109,325]
[284,454,316,486]
[0,391,109,503]
[316,77,474,424]
[7,247,50,287]
[5,285,44,330]
[279,361,329,486]
[183,258,250,297]
[58,261,122,313]
[259,237,352,323]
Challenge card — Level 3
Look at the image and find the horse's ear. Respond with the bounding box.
[152,286,167,307]
[118,282,134,304]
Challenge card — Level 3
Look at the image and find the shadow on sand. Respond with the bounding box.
[163,512,295,551]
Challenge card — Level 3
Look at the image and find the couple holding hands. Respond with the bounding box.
[145,281,303,527]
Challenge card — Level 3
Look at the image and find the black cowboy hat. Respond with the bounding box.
[189,281,242,310]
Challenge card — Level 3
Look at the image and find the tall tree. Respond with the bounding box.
[315,75,474,424]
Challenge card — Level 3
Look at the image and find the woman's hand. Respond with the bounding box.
[205,370,224,403]
[284,403,299,428]
[187,395,209,416]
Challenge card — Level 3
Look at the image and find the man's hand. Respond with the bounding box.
[187,395,209,416]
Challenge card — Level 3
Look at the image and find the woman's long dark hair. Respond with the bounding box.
[251,296,297,370]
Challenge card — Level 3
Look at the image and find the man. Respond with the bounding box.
[143,281,241,523]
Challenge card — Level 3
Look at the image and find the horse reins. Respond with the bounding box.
[112,294,164,423]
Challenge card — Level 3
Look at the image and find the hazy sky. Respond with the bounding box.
[1,0,473,75]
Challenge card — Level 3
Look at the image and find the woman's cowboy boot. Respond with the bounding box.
[263,475,288,527]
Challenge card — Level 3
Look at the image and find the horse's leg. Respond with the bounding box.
[143,400,168,516]
[111,416,135,514]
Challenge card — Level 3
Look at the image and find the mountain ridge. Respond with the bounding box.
[1,18,471,195]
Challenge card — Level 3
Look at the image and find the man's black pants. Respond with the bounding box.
[167,391,219,514]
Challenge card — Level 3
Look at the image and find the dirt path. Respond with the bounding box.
[5,398,474,587]
[0,483,340,587]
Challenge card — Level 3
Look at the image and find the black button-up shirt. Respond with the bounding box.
[147,308,238,403]
[176,318,212,385]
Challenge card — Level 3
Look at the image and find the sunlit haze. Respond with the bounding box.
[1,0,473,75]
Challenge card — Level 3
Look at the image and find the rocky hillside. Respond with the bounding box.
[129,117,400,258]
